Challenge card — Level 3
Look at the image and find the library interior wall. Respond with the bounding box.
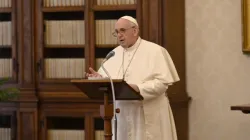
[186,0,250,140]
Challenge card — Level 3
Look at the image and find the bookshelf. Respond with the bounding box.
[0,103,17,140]
[0,0,17,82]
[39,102,105,140]
[37,0,86,83]
[36,0,140,85]
[0,115,12,140]
[0,0,189,140]
[0,113,16,140]
[46,117,85,140]
[94,118,104,140]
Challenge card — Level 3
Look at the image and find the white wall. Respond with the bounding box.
[186,0,250,140]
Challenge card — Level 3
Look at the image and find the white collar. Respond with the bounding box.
[124,37,141,52]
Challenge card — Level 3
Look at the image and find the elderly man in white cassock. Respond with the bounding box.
[85,15,180,140]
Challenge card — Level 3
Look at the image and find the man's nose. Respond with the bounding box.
[117,33,123,38]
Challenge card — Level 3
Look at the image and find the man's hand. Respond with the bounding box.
[129,84,140,92]
[85,67,102,78]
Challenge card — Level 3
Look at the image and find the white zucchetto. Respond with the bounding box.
[120,15,139,27]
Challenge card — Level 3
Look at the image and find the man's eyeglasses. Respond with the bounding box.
[112,26,135,37]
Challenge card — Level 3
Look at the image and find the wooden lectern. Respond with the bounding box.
[71,79,143,140]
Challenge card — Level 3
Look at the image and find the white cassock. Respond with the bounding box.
[98,37,180,140]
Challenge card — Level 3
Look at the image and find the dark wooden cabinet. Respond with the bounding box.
[0,0,18,82]
[39,102,105,140]
[0,0,190,140]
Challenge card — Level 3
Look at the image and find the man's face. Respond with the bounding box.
[114,19,137,48]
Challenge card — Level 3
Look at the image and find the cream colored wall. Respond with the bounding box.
[186,0,250,140]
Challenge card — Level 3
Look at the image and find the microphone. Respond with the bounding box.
[100,51,118,140]
[102,51,115,63]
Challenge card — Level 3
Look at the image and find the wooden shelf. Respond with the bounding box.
[96,44,118,48]
[92,5,136,11]
[39,78,84,84]
[42,6,85,12]
[0,7,11,13]
[37,91,94,102]
[45,44,85,48]
[0,46,12,48]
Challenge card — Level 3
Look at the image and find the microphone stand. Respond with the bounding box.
[101,61,117,140]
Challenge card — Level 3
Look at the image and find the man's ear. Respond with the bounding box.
[133,28,139,36]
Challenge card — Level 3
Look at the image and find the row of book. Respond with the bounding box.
[0,21,11,47]
[0,0,11,8]
[47,129,104,140]
[42,0,136,7]
[0,59,12,78]
[45,58,85,78]
[96,20,118,45]
[44,58,104,78]
[43,0,85,7]
[0,128,11,140]
[45,20,85,46]
[97,0,135,5]
[0,58,106,78]
[45,20,118,46]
